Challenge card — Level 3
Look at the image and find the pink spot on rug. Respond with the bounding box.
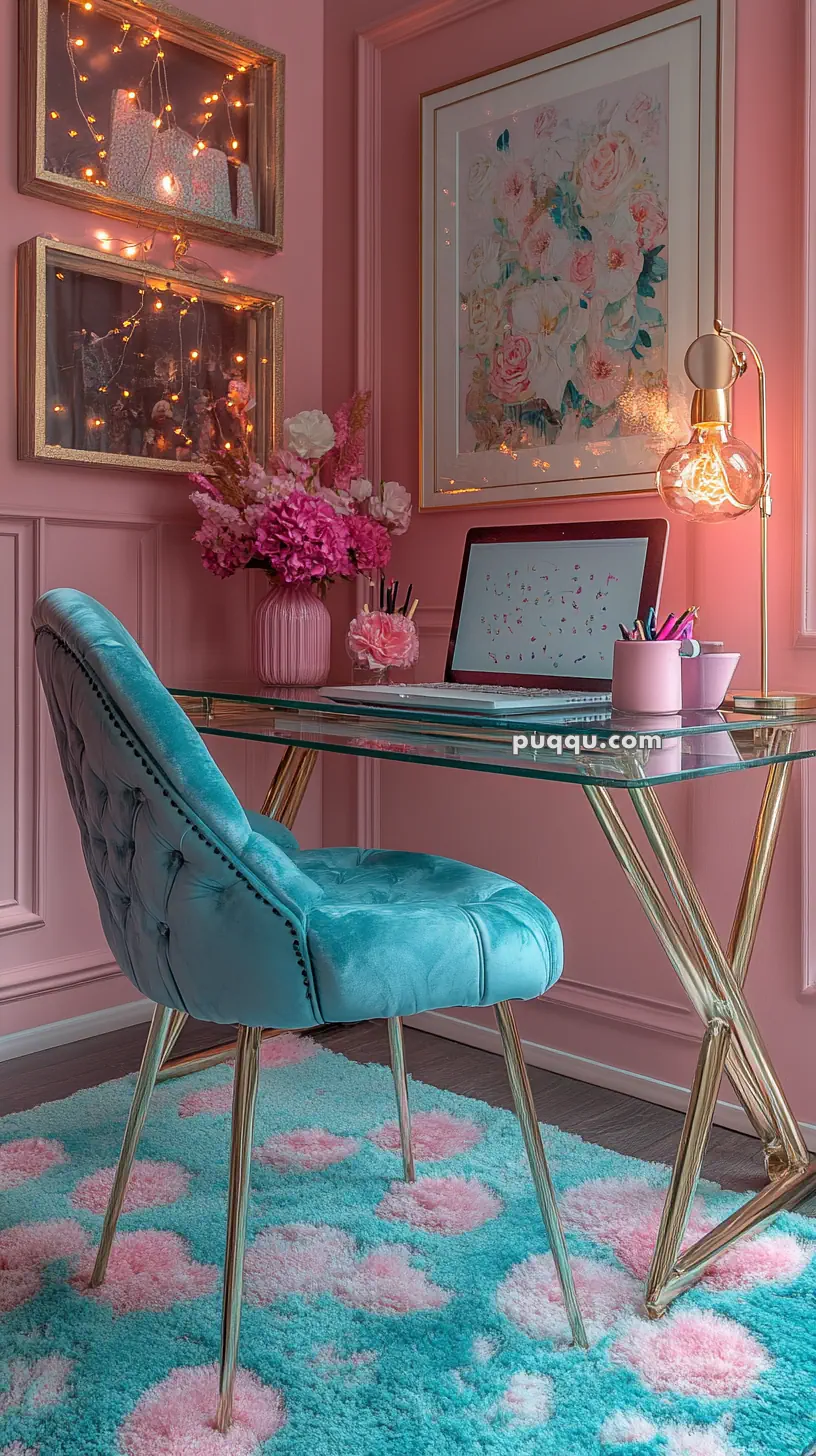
[178,1083,234,1118]
[244,1222,449,1315]
[255,1128,359,1173]
[599,1410,659,1445]
[1,1444,38,1456]
[0,1138,68,1190]
[368,1110,484,1162]
[260,1034,318,1069]
[0,1355,73,1415]
[610,1308,772,1398]
[472,1335,498,1363]
[376,1176,502,1234]
[0,1219,89,1313]
[74,1230,217,1314]
[119,1363,286,1456]
[702,1232,811,1291]
[497,1254,640,1346]
[664,1423,741,1456]
[499,1372,553,1427]
[336,1245,450,1314]
[245,1225,356,1300]
[562,1177,711,1281]
[71,1160,190,1214]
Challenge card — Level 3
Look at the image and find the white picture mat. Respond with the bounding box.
[451,537,650,679]
[420,0,733,509]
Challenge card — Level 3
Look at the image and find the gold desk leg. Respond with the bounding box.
[645,1019,730,1312]
[585,762,814,1318]
[158,746,319,1081]
[630,780,807,1172]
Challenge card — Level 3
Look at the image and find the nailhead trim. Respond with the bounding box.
[35,626,316,1013]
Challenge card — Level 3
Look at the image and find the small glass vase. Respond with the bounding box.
[253,579,331,687]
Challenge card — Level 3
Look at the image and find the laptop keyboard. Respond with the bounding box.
[419,683,608,698]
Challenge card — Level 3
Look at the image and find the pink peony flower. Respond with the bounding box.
[346,515,392,574]
[568,242,597,293]
[578,132,641,217]
[346,610,419,669]
[533,105,558,139]
[191,493,257,579]
[626,92,661,144]
[630,189,668,250]
[488,335,532,403]
[254,490,351,585]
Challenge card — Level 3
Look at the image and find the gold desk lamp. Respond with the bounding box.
[655,321,816,712]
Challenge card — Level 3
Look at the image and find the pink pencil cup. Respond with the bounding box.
[612,639,683,715]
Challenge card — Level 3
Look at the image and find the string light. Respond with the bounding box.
[190,349,199,359]
[49,110,59,119]
[68,129,77,136]
[72,36,85,46]
[153,298,163,310]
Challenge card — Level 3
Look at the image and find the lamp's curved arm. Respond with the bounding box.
[713,319,769,496]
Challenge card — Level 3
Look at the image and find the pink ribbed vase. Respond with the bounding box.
[252,580,331,686]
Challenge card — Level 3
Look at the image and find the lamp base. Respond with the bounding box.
[724,689,816,713]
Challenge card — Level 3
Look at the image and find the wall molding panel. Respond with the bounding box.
[0,518,42,937]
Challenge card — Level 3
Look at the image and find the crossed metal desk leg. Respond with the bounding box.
[155,746,319,1081]
[584,739,816,1318]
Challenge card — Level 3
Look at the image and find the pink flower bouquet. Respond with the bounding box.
[190,392,411,589]
[346,609,420,671]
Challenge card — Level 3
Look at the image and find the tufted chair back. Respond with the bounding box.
[33,589,326,1028]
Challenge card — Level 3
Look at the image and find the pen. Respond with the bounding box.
[619,623,633,640]
[634,619,647,640]
[655,613,677,641]
[644,607,656,640]
[400,582,413,615]
[669,606,699,640]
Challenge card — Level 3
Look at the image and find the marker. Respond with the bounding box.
[669,606,699,640]
[655,613,678,640]
[634,619,647,640]
[644,607,656,640]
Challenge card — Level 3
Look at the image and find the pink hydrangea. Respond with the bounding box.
[254,490,351,585]
[346,515,392,574]
[191,494,257,579]
[346,609,419,669]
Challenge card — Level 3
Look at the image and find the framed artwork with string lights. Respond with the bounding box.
[17,236,283,475]
[18,0,284,252]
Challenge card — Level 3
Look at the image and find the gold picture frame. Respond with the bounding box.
[19,0,284,252]
[17,235,284,475]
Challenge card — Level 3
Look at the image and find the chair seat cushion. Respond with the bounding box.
[294,847,563,1023]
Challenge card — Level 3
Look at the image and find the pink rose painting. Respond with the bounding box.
[458,65,668,454]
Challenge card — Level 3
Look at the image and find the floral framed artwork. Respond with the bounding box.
[17,236,283,475]
[420,0,735,508]
[18,0,284,252]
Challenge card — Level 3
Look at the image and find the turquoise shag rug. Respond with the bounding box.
[0,1032,815,1456]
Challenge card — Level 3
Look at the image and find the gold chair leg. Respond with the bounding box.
[90,1004,175,1287]
[216,1025,262,1434]
[387,1017,415,1183]
[157,1008,188,1070]
[495,1001,588,1350]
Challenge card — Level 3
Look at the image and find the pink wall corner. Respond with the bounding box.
[0,0,325,1041]
[322,0,816,1126]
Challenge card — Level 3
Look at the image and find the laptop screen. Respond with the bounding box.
[449,530,661,687]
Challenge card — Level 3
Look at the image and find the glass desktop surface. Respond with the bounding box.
[169,682,816,790]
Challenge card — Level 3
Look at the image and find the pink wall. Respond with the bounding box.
[322,0,816,1127]
[0,0,324,1040]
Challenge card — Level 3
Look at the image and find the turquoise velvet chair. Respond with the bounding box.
[33,588,587,1431]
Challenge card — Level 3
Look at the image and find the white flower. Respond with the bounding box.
[316,486,352,514]
[370,480,412,535]
[466,235,503,289]
[282,409,336,459]
[467,154,494,201]
[512,280,587,410]
[349,476,373,501]
[593,227,642,304]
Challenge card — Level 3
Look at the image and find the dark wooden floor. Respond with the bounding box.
[1,1013,801,1205]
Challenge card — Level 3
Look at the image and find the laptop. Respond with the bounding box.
[323,518,669,714]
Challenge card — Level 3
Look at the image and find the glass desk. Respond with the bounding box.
[168,683,816,1319]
